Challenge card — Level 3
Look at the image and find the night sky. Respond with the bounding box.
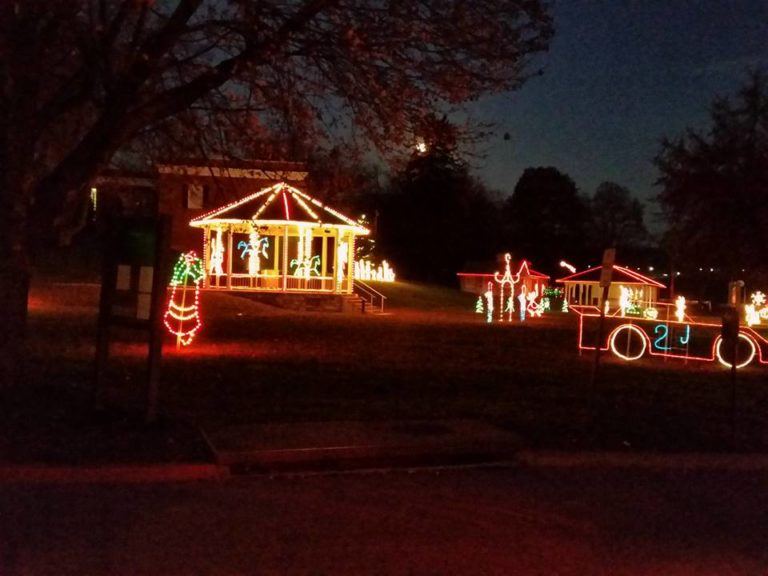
[472,0,768,220]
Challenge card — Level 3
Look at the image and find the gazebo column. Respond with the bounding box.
[226,228,233,289]
[202,227,210,288]
[321,235,328,290]
[346,231,355,293]
[281,225,289,292]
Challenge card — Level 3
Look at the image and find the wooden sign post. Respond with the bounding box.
[94,216,170,423]
[590,248,616,423]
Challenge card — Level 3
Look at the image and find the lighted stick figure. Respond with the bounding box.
[494,253,520,322]
[209,230,225,276]
[164,251,205,347]
[619,285,632,317]
[483,282,494,323]
[674,295,686,323]
[518,285,527,321]
[337,241,348,289]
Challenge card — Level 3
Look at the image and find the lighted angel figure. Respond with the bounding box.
[494,253,521,322]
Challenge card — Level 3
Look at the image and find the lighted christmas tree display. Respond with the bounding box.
[475,296,484,314]
[164,251,205,347]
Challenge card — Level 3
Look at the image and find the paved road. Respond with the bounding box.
[1,464,766,575]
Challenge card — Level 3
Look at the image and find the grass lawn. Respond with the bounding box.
[6,276,768,463]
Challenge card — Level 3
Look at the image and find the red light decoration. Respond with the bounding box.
[163,251,205,347]
[572,303,767,368]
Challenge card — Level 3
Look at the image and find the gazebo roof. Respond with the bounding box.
[189,182,369,234]
[556,265,666,288]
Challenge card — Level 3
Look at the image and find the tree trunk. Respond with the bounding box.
[0,253,30,389]
[0,165,31,389]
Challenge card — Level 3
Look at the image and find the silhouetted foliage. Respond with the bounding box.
[377,121,499,282]
[502,167,588,275]
[588,181,648,255]
[655,70,768,280]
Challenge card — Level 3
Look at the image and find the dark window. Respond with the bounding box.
[184,184,206,209]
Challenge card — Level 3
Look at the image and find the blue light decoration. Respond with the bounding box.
[652,323,692,352]
[653,324,672,351]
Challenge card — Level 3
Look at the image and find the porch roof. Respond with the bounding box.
[555,265,666,288]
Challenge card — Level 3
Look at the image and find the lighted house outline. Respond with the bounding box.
[457,259,550,296]
[190,182,369,293]
[556,265,666,308]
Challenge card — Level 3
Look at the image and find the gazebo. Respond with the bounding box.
[189,182,369,294]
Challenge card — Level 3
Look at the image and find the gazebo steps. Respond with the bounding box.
[226,291,376,313]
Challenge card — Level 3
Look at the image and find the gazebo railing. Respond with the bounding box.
[205,272,341,293]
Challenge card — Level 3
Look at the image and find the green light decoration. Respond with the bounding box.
[164,251,205,347]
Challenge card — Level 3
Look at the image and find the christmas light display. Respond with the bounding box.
[475,255,547,323]
[526,286,543,318]
[164,251,205,347]
[475,296,484,314]
[643,307,659,320]
[484,282,494,323]
[675,296,686,323]
[189,182,369,295]
[517,286,527,321]
[494,254,520,322]
[209,229,225,276]
[336,240,349,291]
[237,232,270,276]
[354,259,396,282]
[571,302,768,368]
[744,291,768,326]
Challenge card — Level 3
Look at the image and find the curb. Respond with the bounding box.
[518,450,768,471]
[0,463,226,484]
[204,420,521,475]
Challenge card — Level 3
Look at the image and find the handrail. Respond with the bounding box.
[353,279,387,313]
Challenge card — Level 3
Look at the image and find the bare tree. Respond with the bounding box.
[0,0,553,381]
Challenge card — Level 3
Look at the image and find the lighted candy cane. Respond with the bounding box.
[494,253,520,322]
[164,251,205,347]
